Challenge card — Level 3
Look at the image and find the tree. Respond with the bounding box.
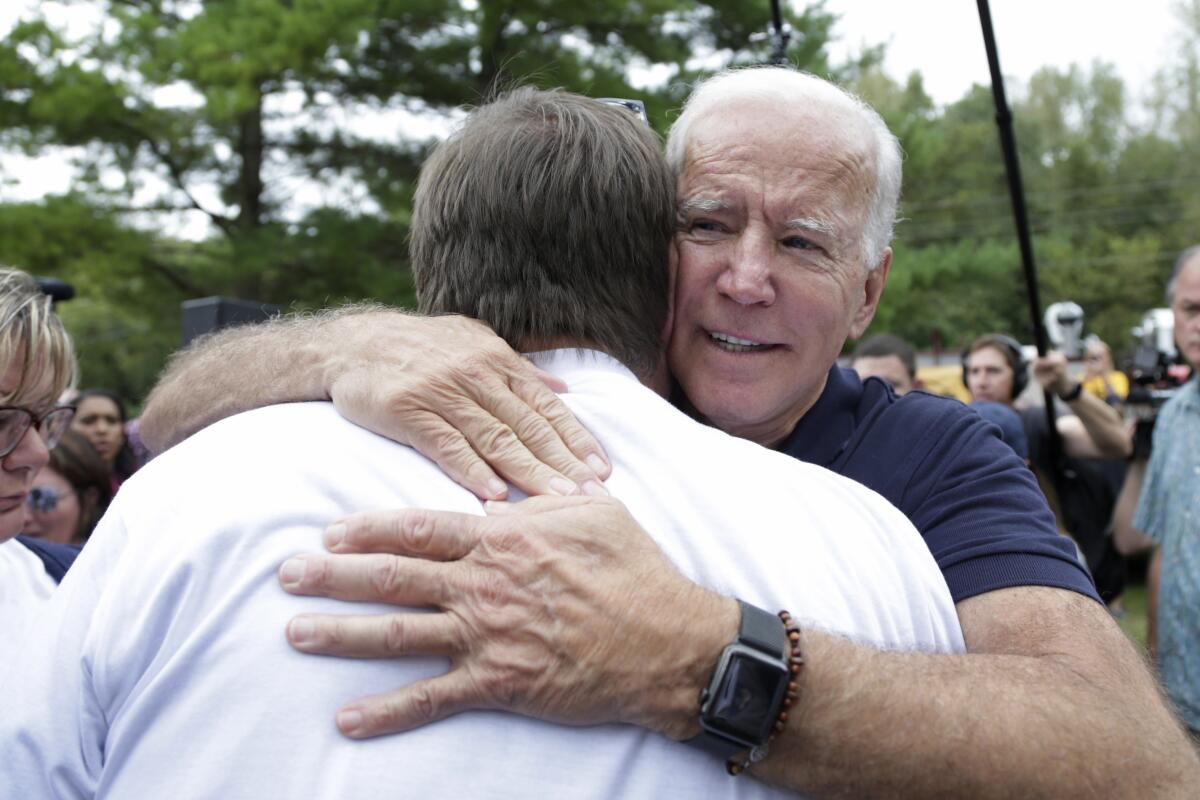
[0,0,848,401]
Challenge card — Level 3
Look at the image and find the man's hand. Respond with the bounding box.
[320,313,611,499]
[1031,351,1072,396]
[278,496,737,740]
[141,306,611,499]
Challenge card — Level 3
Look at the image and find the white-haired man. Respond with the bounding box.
[139,69,1200,795]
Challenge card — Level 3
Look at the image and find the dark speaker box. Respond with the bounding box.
[180,296,281,346]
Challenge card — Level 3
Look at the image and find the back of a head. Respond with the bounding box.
[411,87,675,378]
[0,266,76,406]
[48,430,113,541]
[665,67,902,267]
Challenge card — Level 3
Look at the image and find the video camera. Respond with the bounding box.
[1126,308,1192,457]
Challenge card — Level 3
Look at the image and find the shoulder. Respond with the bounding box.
[13,536,79,583]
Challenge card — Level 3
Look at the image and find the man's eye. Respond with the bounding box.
[783,236,817,251]
[691,220,722,233]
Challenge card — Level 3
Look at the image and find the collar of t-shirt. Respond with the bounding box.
[777,365,872,468]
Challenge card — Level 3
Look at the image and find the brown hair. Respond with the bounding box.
[46,431,113,542]
[411,87,675,378]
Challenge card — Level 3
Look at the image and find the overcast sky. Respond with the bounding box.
[0,1,1184,238]
[823,0,1177,106]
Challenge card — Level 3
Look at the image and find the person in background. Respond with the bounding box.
[0,266,79,642]
[850,333,920,395]
[72,388,139,491]
[1081,335,1129,406]
[1133,245,1200,745]
[21,430,112,546]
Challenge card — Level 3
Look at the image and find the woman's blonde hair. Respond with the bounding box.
[0,266,77,405]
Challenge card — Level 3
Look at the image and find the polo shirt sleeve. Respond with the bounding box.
[898,405,1101,605]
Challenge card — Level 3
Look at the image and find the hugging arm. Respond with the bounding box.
[280,500,1199,798]
[139,306,609,498]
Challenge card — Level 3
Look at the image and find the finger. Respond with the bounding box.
[335,670,481,738]
[442,388,590,498]
[278,553,454,607]
[399,409,509,500]
[508,372,611,480]
[483,494,607,517]
[325,507,485,559]
[529,365,567,393]
[286,611,461,658]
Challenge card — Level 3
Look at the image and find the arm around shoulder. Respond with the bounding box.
[139,304,392,454]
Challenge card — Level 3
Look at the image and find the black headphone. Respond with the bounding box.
[962,334,1029,401]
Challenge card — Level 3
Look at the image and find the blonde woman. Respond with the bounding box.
[0,266,78,640]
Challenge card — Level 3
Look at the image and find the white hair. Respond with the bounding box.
[665,67,902,269]
[1168,245,1200,304]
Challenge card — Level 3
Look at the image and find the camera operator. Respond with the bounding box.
[963,334,1132,602]
[1127,246,1200,745]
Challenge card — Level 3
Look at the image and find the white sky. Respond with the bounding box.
[823,0,1176,106]
[0,1,1184,239]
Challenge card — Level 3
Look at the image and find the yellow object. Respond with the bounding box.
[916,364,972,403]
[1083,371,1129,401]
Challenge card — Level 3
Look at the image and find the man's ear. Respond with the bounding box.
[849,247,892,340]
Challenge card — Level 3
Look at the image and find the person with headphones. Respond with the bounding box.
[962,333,1131,461]
[963,333,1133,603]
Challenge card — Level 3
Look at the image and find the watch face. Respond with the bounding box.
[707,648,789,744]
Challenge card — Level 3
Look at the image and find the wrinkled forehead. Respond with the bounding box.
[679,100,877,202]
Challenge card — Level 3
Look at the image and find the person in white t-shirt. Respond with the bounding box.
[2,88,963,800]
[0,266,78,646]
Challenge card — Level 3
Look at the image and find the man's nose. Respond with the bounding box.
[716,231,775,306]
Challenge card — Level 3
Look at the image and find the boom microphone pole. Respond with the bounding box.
[768,0,791,66]
[975,0,1062,457]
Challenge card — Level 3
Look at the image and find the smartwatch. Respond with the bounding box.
[688,600,791,761]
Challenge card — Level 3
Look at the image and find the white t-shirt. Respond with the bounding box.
[3,349,964,800]
[0,537,59,645]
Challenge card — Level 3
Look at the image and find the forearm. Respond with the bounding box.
[1113,459,1155,555]
[658,589,1198,797]
[1064,390,1132,458]
[752,631,1193,798]
[140,303,389,453]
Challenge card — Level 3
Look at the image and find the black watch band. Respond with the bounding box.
[1058,382,1084,402]
[687,600,790,761]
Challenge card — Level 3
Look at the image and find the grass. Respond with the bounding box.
[1114,583,1148,651]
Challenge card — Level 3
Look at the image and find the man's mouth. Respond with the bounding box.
[708,331,774,353]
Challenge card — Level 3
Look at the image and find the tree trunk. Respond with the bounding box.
[236,90,265,230]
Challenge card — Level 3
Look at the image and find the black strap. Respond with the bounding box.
[737,600,788,658]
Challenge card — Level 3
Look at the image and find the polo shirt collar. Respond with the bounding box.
[777,365,862,467]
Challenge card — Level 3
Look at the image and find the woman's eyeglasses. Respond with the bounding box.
[0,405,75,458]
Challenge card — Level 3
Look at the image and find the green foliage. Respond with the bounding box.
[3,0,1199,398]
[0,0,843,402]
[854,43,1200,364]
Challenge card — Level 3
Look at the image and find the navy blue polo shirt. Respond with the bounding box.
[16,535,80,583]
[776,366,1099,605]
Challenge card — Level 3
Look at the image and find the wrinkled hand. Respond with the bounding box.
[277,496,736,740]
[1031,351,1072,396]
[322,312,609,499]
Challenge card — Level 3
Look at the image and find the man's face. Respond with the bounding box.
[853,355,913,395]
[666,102,889,446]
[1173,255,1200,370]
[965,346,1015,405]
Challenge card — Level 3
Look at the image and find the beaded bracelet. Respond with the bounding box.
[726,610,804,776]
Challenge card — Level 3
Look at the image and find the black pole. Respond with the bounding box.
[975,0,1063,462]
[768,0,790,66]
